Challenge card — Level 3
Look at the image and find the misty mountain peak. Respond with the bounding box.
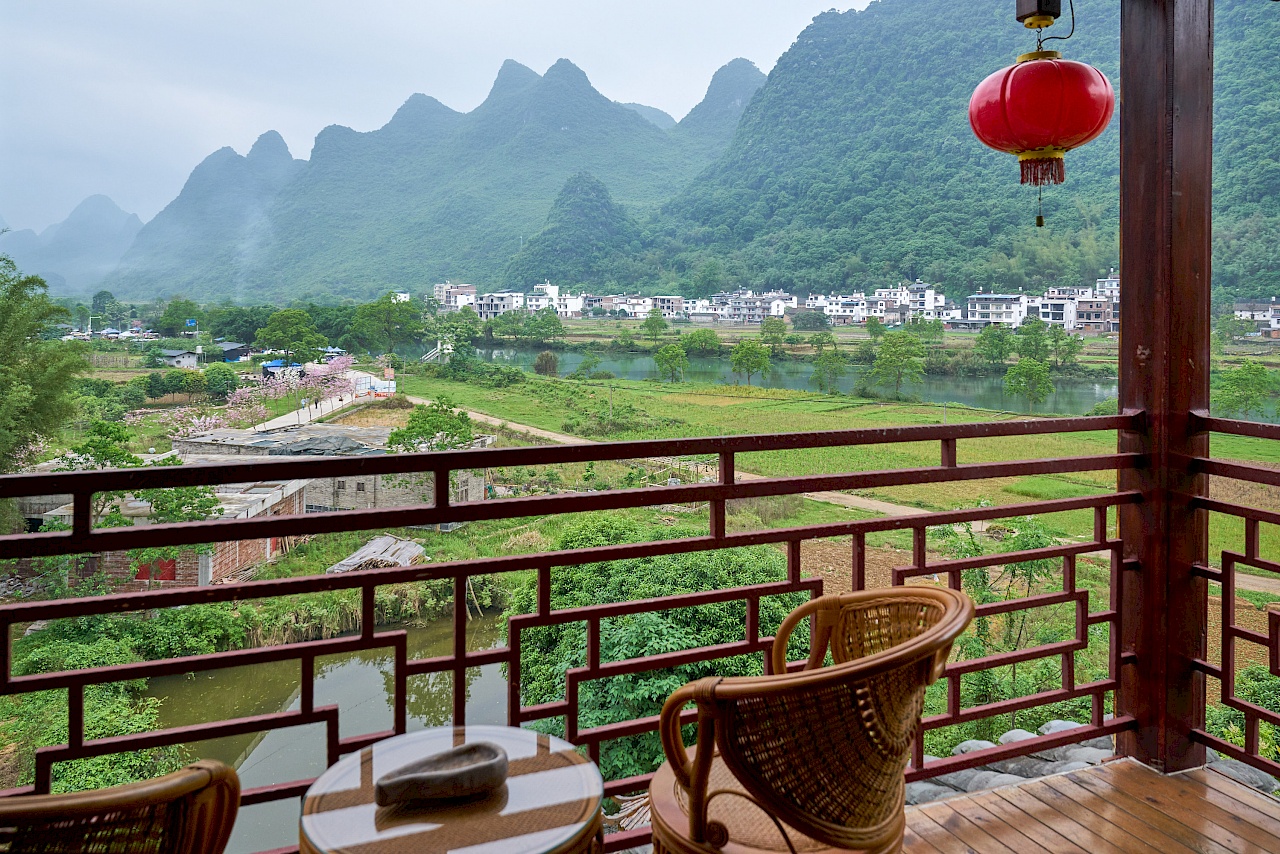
[487,59,541,100]
[676,58,766,144]
[248,130,293,163]
[382,93,462,137]
[543,58,592,89]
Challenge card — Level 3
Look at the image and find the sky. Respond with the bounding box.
[1,1,870,233]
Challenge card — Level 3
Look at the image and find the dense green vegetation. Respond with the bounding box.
[505,514,810,780]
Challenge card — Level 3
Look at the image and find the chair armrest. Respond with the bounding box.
[771,596,834,675]
[659,683,699,788]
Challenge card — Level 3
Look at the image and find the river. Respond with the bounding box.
[146,614,507,854]
[475,348,1119,416]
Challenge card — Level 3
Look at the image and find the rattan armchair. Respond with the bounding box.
[648,588,973,854]
[0,759,240,854]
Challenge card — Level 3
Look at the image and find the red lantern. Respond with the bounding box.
[968,50,1114,186]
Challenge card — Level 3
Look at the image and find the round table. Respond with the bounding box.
[300,725,604,854]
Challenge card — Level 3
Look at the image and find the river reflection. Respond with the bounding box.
[146,613,506,854]
[475,348,1120,416]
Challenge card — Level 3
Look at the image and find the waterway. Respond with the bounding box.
[475,348,1119,416]
[146,614,506,854]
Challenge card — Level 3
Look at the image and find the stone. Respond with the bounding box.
[1043,760,1091,775]
[965,772,1026,792]
[1059,747,1113,766]
[1080,735,1115,751]
[1210,759,1279,793]
[1038,720,1085,735]
[929,767,983,791]
[997,729,1038,745]
[988,756,1059,778]
[952,739,997,755]
[905,782,958,805]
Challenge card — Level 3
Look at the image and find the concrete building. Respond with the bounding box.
[433,283,477,313]
[966,294,1029,327]
[473,291,525,321]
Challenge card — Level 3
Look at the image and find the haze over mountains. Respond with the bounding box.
[0,196,141,292]
[12,0,1280,303]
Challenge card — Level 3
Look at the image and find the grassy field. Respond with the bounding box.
[398,373,1280,567]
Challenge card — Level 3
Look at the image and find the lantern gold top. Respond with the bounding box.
[1022,14,1056,29]
[1016,49,1063,64]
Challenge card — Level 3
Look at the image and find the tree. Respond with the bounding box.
[524,308,565,345]
[687,259,728,300]
[156,298,202,337]
[1004,358,1055,412]
[388,398,474,452]
[572,352,603,380]
[352,292,424,356]
[1048,327,1084,367]
[808,331,837,353]
[1014,317,1050,362]
[202,363,239,402]
[534,351,559,377]
[730,340,771,386]
[792,311,830,331]
[0,256,87,486]
[254,309,327,365]
[490,311,524,342]
[1213,360,1274,418]
[205,303,276,344]
[810,350,848,394]
[760,317,787,353]
[974,324,1015,366]
[868,331,925,397]
[683,328,721,355]
[179,370,207,402]
[865,317,885,342]
[1216,313,1255,343]
[641,308,668,342]
[654,343,690,382]
[91,290,115,315]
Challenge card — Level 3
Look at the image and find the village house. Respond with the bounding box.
[160,349,198,369]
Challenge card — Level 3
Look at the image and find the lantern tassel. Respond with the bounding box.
[1019,153,1065,186]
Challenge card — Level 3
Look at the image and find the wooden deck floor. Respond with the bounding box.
[903,758,1280,854]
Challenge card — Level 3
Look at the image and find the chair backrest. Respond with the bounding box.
[665,587,972,852]
[0,760,240,854]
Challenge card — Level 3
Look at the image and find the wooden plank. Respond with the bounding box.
[1186,767,1280,836]
[1108,762,1280,850]
[943,796,1051,854]
[917,801,1019,854]
[968,790,1089,854]
[992,782,1153,854]
[907,807,998,854]
[1065,768,1249,854]
[902,822,948,854]
[1038,774,1205,854]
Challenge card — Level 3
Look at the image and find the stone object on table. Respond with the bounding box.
[374,741,508,806]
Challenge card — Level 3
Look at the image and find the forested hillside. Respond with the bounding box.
[653,0,1278,301]
[104,59,764,303]
[89,0,1280,303]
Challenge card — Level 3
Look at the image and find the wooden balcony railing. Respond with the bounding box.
[0,415,1165,852]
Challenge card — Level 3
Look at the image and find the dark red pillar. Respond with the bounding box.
[1117,0,1212,772]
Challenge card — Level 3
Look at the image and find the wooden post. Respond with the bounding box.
[1117,0,1212,772]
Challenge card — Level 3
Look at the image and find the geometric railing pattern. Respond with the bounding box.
[0,414,1155,851]
[1191,414,1280,777]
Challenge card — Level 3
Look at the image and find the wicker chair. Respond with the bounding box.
[0,760,240,854]
[648,588,973,854]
